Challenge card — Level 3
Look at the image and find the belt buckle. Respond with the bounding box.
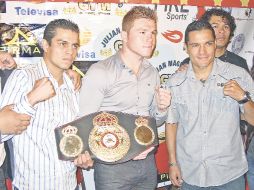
[89,112,130,162]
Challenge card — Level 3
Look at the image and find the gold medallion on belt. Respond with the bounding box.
[134,117,155,146]
[89,112,130,162]
[59,125,83,157]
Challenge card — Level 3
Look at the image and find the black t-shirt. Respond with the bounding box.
[181,50,249,72]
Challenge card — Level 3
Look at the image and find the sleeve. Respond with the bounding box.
[166,80,180,124]
[166,93,179,124]
[1,134,13,142]
[0,69,35,117]
[79,63,107,117]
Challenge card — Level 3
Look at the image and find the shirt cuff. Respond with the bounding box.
[1,134,13,142]
[14,95,36,117]
[153,107,168,126]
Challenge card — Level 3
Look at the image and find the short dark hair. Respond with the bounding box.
[122,6,157,32]
[185,20,215,43]
[200,8,236,39]
[43,19,79,45]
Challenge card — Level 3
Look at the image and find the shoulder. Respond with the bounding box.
[180,57,190,66]
[84,54,119,84]
[87,55,116,74]
[144,59,159,74]
[226,51,246,63]
[10,64,34,78]
[225,51,249,71]
[166,70,187,87]
[15,63,41,76]
[217,59,249,78]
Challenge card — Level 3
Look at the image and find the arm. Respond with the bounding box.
[241,101,254,125]
[166,123,182,187]
[150,73,171,126]
[0,105,31,135]
[223,77,254,125]
[0,71,55,141]
[26,77,56,107]
[0,69,33,141]
[66,69,81,91]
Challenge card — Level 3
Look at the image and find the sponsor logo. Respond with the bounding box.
[63,6,77,14]
[78,3,111,15]
[80,29,92,46]
[157,173,171,188]
[100,48,113,57]
[0,25,44,57]
[245,8,252,18]
[160,74,172,84]
[156,60,181,72]
[231,34,245,55]
[15,7,58,16]
[101,27,121,48]
[115,3,128,17]
[164,5,189,21]
[152,50,159,57]
[114,40,122,52]
[76,50,96,59]
[235,8,253,21]
[162,30,183,43]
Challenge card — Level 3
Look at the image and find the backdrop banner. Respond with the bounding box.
[0,1,253,189]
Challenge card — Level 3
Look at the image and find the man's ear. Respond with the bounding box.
[42,39,49,53]
[121,31,127,43]
[183,43,187,52]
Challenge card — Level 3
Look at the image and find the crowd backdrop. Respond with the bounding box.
[0,1,253,189]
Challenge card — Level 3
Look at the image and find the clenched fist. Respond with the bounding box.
[27,77,56,106]
[155,86,171,112]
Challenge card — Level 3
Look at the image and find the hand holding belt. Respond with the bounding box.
[55,111,158,164]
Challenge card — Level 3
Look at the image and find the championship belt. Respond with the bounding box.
[55,111,158,164]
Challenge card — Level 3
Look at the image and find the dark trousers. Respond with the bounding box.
[94,154,157,190]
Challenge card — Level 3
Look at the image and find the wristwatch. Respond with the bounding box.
[238,91,252,104]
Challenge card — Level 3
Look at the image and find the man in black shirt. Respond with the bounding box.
[181,8,249,72]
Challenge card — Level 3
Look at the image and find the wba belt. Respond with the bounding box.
[55,111,158,164]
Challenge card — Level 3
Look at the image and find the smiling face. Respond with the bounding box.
[209,15,231,50]
[122,18,157,59]
[185,29,216,70]
[43,28,80,74]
